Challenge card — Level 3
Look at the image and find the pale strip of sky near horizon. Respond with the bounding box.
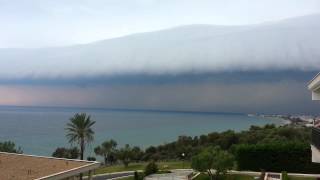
[0,0,319,48]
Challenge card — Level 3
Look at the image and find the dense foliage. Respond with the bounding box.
[0,141,22,153]
[87,156,96,161]
[142,124,310,161]
[117,144,134,167]
[94,139,118,164]
[90,124,312,172]
[235,142,320,173]
[52,147,79,159]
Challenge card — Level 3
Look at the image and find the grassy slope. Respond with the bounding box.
[94,161,191,174]
[289,176,316,180]
[195,174,256,180]
[194,174,316,180]
[113,173,318,180]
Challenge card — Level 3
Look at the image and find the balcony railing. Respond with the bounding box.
[312,127,320,149]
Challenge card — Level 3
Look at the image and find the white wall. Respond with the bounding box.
[311,145,320,163]
[312,90,320,100]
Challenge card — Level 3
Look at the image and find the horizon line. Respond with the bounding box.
[0,104,245,115]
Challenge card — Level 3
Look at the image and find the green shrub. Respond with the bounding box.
[87,156,96,161]
[235,142,320,173]
[259,170,265,180]
[0,141,22,153]
[134,171,139,180]
[282,171,289,180]
[52,147,79,159]
[145,161,158,176]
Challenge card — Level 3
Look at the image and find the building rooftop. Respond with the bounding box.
[0,152,100,180]
[308,72,320,100]
[308,72,320,91]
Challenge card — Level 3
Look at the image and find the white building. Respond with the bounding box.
[308,73,320,100]
[308,72,320,163]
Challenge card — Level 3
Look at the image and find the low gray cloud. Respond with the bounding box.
[0,79,317,114]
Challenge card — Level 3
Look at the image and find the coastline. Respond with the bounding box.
[248,113,318,127]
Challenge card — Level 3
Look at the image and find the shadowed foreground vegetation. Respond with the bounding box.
[195,174,255,180]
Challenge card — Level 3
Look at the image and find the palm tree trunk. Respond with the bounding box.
[104,154,108,165]
[80,139,85,180]
[80,139,84,160]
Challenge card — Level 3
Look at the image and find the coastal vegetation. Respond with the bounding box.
[52,147,79,159]
[65,113,95,180]
[0,141,22,153]
[65,113,95,160]
[91,123,316,174]
[140,124,310,161]
[94,139,117,164]
[5,113,315,175]
[117,144,135,167]
[1,117,318,180]
[192,146,234,180]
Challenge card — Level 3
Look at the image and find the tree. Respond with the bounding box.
[144,161,158,176]
[132,146,144,162]
[94,139,117,165]
[52,147,79,159]
[192,147,234,180]
[0,141,22,153]
[117,144,133,167]
[66,113,95,160]
[65,113,95,180]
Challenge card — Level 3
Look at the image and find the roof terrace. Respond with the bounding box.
[0,152,100,180]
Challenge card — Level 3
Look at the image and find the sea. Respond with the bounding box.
[0,106,285,157]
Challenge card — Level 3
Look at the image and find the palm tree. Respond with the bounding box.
[94,139,117,165]
[66,113,95,160]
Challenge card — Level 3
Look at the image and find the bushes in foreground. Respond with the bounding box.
[192,147,234,180]
[235,142,320,173]
[145,161,159,176]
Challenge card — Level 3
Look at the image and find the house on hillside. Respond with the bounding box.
[308,72,320,163]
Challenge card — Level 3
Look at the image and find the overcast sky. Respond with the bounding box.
[1,0,320,48]
[0,0,319,113]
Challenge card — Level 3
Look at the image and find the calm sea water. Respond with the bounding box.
[0,106,284,157]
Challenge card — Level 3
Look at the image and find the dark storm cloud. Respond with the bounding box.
[0,73,318,114]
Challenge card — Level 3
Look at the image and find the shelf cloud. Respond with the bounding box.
[0,14,320,80]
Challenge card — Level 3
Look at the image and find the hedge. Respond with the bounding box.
[234,142,320,173]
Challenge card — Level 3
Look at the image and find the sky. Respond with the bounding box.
[0,0,320,48]
[0,0,320,114]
